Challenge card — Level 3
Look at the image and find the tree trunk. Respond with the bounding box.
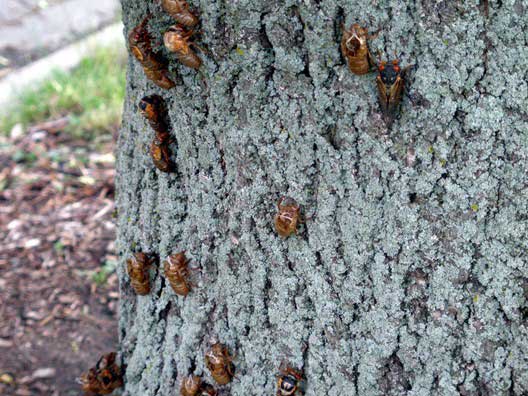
[116,1,528,395]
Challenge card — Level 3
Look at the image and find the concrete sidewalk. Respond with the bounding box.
[0,0,121,70]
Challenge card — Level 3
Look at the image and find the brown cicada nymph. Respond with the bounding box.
[126,252,156,295]
[205,343,235,385]
[162,0,199,27]
[129,15,176,89]
[79,352,123,395]
[376,57,410,126]
[139,95,175,173]
[163,251,193,297]
[341,23,376,75]
[164,24,203,69]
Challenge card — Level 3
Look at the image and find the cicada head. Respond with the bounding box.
[138,95,165,120]
[379,59,401,86]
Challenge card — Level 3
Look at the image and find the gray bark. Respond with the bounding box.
[116,1,528,395]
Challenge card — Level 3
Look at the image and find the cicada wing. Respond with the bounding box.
[387,75,405,119]
[376,75,389,115]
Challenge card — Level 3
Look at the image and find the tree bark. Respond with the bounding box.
[116,1,528,395]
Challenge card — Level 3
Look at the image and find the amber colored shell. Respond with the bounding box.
[141,61,176,90]
[180,375,202,396]
[274,197,301,238]
[161,0,199,27]
[205,343,235,385]
[150,138,174,173]
[138,95,175,173]
[199,383,218,396]
[164,25,202,69]
[126,253,153,295]
[341,23,373,75]
[276,367,302,396]
[139,95,170,138]
[163,251,192,296]
[80,352,123,395]
[128,15,176,89]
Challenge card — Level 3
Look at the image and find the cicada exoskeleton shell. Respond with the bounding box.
[139,95,175,173]
[162,0,199,27]
[128,15,176,89]
[126,252,154,295]
[150,138,174,173]
[139,95,170,136]
[199,383,218,396]
[274,197,301,238]
[164,25,203,69]
[143,64,178,90]
[341,24,375,75]
[180,374,202,396]
[163,251,192,296]
[205,343,235,385]
[79,352,123,395]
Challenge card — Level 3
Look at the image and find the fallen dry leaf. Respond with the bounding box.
[31,368,56,380]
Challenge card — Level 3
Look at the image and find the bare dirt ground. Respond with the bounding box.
[0,121,118,396]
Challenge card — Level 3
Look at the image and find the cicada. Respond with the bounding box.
[376,58,410,126]
[138,95,170,139]
[163,251,192,296]
[274,197,301,238]
[180,375,201,396]
[129,15,176,89]
[139,95,175,173]
[126,252,155,295]
[276,366,302,396]
[198,383,217,396]
[79,352,123,395]
[341,24,376,75]
[150,137,174,173]
[162,0,199,27]
[164,24,202,69]
[205,343,235,385]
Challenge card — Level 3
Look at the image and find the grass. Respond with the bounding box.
[0,45,127,140]
[91,260,118,287]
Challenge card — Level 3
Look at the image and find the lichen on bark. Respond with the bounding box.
[116,1,528,395]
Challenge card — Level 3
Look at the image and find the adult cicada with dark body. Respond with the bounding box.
[376,57,412,127]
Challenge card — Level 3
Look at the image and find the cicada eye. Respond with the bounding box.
[139,101,147,111]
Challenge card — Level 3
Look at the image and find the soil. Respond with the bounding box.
[0,120,119,396]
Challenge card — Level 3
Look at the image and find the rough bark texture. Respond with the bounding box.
[116,1,528,395]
